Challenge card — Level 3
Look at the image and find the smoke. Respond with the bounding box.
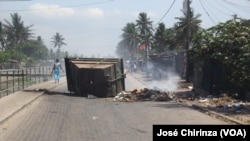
[148,67,180,92]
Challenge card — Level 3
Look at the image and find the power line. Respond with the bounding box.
[157,0,176,24]
[222,0,250,14]
[224,0,250,9]
[205,0,232,16]
[198,0,216,24]
[214,0,237,14]
[201,0,220,22]
[0,0,114,12]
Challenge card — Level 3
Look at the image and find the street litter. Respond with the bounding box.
[193,94,250,114]
[92,116,99,120]
[88,94,97,99]
[113,88,175,102]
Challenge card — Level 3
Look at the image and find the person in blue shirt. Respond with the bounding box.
[51,59,64,83]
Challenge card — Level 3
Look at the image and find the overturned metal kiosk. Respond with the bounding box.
[64,57,126,98]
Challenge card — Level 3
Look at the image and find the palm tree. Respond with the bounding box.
[153,22,167,53]
[174,9,202,48]
[174,7,202,82]
[154,23,179,53]
[0,22,5,51]
[3,13,33,48]
[51,32,66,59]
[37,36,43,43]
[136,12,154,60]
[121,22,139,60]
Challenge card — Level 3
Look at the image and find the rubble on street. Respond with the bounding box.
[174,89,250,114]
[112,86,250,124]
[113,88,175,102]
[195,94,250,114]
[114,87,250,115]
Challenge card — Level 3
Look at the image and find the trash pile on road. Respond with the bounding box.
[179,95,250,113]
[195,94,250,114]
[113,88,175,102]
[172,88,250,114]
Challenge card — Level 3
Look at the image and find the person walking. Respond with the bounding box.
[133,62,137,72]
[51,59,64,83]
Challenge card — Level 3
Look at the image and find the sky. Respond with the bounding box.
[0,0,250,58]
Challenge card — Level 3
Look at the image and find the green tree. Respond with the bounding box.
[164,28,179,51]
[20,39,48,61]
[49,48,56,60]
[51,32,66,59]
[3,13,33,48]
[121,22,139,60]
[153,23,181,53]
[136,12,154,60]
[0,50,10,69]
[174,7,202,82]
[2,13,34,63]
[191,19,250,96]
[18,37,49,66]
[174,9,202,47]
[0,22,7,50]
[153,22,166,53]
[116,40,130,60]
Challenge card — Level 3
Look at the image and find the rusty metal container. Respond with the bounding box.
[64,57,126,97]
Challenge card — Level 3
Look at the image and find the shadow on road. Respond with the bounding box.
[151,102,190,109]
[23,89,80,97]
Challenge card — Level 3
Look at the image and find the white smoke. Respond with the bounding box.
[148,68,180,92]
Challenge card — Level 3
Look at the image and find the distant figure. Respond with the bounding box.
[133,63,137,72]
[51,59,64,83]
[129,62,134,73]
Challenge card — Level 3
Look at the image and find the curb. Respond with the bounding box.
[190,103,246,125]
[0,79,66,124]
[0,92,44,125]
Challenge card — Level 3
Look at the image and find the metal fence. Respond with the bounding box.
[0,67,55,98]
[192,59,247,98]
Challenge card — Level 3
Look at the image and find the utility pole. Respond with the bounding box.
[233,14,237,22]
[184,0,191,82]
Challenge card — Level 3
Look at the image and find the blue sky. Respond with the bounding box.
[0,0,250,57]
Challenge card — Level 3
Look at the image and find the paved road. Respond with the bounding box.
[0,73,228,141]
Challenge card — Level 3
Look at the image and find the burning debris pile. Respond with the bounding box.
[113,88,175,102]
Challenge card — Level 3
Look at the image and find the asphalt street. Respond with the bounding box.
[0,73,230,141]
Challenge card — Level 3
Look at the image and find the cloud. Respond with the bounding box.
[29,3,75,17]
[79,8,104,19]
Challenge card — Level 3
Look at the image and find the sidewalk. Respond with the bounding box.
[0,77,67,124]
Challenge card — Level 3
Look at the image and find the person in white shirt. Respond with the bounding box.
[51,59,64,83]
